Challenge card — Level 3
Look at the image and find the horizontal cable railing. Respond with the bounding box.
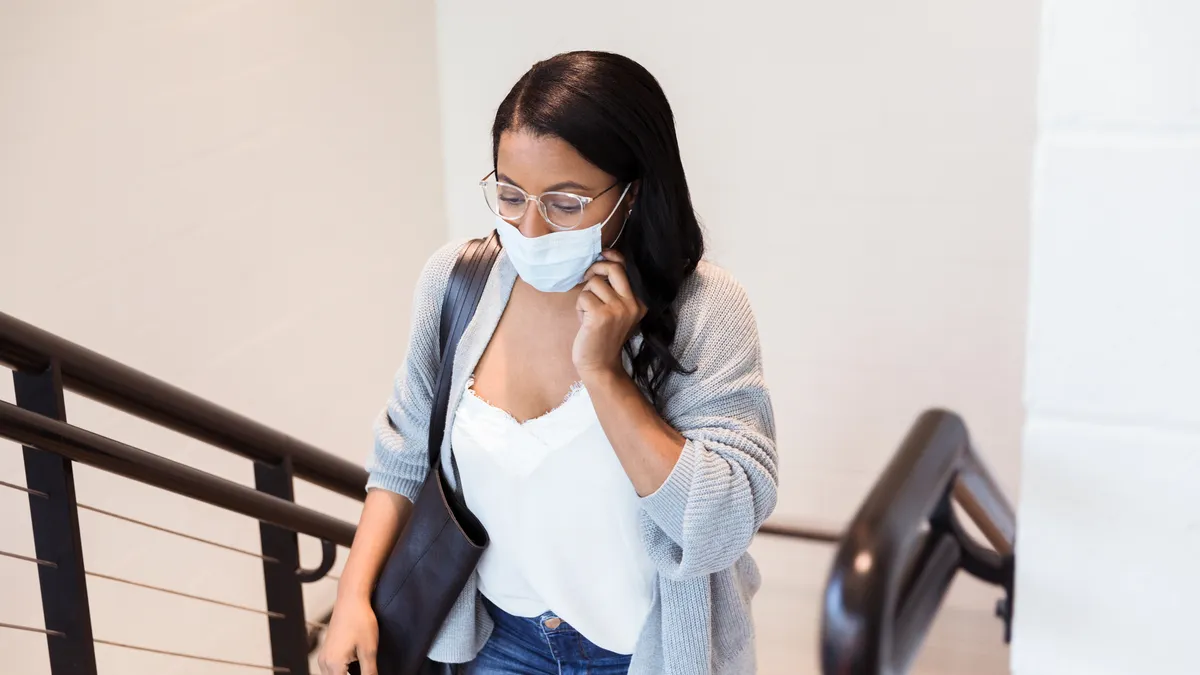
[91,638,291,673]
[0,311,359,674]
[0,548,57,567]
[0,468,344,673]
[0,514,291,619]
[0,521,333,673]
[77,502,281,562]
[820,409,1016,675]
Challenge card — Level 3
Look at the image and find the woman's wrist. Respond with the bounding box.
[334,567,375,605]
[336,583,372,607]
[578,362,628,391]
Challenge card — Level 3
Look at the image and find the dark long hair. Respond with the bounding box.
[492,51,705,406]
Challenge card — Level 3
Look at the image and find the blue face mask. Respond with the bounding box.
[494,184,631,293]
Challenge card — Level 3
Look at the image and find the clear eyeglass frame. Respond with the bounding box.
[479,170,619,231]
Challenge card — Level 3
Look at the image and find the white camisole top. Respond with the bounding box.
[450,380,656,654]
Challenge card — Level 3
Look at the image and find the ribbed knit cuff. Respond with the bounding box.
[364,471,423,503]
[639,439,700,541]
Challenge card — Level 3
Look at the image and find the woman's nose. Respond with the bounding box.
[517,206,552,238]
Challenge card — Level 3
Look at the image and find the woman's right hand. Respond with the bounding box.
[317,596,379,675]
[319,489,414,674]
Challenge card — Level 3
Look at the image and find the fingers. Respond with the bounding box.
[317,638,359,675]
[318,651,352,675]
[583,276,620,305]
[585,261,636,303]
[577,287,605,314]
[356,641,378,675]
[317,657,348,675]
[600,249,626,264]
[581,251,647,325]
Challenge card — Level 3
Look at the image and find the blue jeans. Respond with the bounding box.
[466,598,633,675]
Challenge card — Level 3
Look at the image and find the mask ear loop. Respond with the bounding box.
[605,182,635,249]
[608,207,633,249]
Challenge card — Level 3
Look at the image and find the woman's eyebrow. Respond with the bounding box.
[544,180,592,193]
[496,172,524,190]
[498,172,592,194]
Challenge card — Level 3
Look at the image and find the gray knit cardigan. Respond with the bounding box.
[366,240,779,674]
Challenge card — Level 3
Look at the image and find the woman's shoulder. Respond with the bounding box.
[409,238,476,311]
[416,238,473,290]
[675,260,755,321]
[661,260,765,396]
[672,258,763,362]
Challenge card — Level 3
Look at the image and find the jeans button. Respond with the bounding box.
[543,617,562,630]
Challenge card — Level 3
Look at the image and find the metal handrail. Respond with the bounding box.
[0,311,367,499]
[820,409,1016,675]
[0,400,356,548]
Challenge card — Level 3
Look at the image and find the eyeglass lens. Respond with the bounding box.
[482,182,587,230]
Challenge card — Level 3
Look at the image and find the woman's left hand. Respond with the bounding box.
[573,250,646,378]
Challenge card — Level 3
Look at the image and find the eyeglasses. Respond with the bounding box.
[479,171,622,231]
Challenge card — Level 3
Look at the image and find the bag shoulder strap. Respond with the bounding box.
[427,233,502,469]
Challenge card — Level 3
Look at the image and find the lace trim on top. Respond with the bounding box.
[464,378,586,426]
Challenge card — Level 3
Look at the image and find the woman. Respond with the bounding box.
[319,51,778,675]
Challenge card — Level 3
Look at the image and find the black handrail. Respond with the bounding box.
[0,400,357,547]
[0,312,367,499]
[820,409,1016,675]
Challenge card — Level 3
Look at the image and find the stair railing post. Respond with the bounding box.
[15,362,99,675]
[256,456,311,674]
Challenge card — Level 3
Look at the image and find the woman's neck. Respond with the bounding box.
[513,277,583,312]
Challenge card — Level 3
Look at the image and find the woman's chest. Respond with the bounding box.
[472,289,583,423]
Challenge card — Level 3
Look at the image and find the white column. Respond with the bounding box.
[1015,1,1200,674]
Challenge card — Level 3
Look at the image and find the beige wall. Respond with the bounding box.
[435,5,1037,671]
[0,2,444,672]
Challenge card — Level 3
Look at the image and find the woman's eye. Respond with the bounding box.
[499,195,524,205]
[548,202,582,214]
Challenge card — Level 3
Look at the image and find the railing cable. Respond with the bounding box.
[2,551,283,618]
[1,479,280,563]
[0,622,65,637]
[76,503,280,563]
[93,638,289,672]
[2,548,284,619]
[85,571,284,619]
[0,622,288,671]
[0,549,56,567]
[0,479,48,498]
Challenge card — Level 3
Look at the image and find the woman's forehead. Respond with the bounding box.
[496,130,613,193]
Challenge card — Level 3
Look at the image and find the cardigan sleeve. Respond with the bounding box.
[638,264,779,579]
[365,240,467,501]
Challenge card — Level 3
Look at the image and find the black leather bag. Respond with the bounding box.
[364,234,502,675]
